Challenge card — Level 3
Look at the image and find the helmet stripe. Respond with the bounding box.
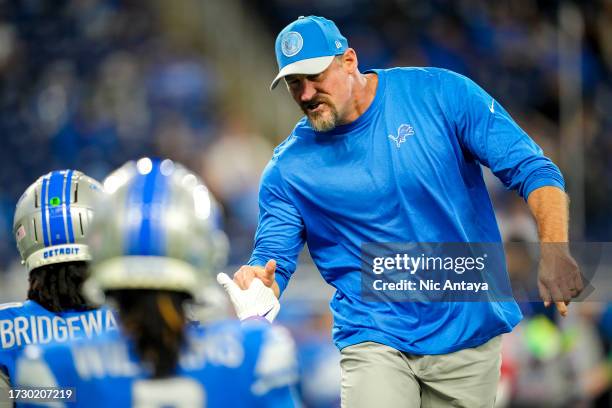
[40,176,50,247]
[137,162,158,254]
[124,160,167,256]
[48,170,68,245]
[150,162,168,254]
[65,170,75,243]
[124,170,144,255]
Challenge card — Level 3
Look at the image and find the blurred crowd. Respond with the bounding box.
[0,0,275,267]
[0,0,610,406]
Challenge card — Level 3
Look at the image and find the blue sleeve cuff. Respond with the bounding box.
[522,175,565,201]
[274,275,289,296]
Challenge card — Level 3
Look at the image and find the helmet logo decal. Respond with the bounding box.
[44,246,80,259]
[49,196,61,206]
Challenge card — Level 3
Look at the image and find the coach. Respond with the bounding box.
[230,15,583,407]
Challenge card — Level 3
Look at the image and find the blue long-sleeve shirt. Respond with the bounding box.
[249,67,564,354]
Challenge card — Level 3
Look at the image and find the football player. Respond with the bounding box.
[1,170,117,402]
[17,158,298,407]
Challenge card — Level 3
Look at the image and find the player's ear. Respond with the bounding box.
[341,49,358,73]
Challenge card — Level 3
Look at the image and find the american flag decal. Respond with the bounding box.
[16,225,26,242]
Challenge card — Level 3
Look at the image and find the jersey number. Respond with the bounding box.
[133,378,205,407]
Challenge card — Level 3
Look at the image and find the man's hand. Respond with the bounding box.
[527,186,583,317]
[233,259,280,298]
[217,274,280,322]
[537,244,584,317]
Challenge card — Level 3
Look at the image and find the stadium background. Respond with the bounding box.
[0,0,609,406]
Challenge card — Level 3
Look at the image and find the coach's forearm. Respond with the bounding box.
[527,186,569,243]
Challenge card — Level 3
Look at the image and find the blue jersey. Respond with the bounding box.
[0,300,117,385]
[249,67,565,355]
[17,320,299,407]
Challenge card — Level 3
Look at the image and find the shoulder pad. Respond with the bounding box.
[0,302,24,312]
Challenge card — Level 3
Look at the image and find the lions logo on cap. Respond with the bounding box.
[281,31,303,57]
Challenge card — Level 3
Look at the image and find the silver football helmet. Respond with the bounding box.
[88,158,228,296]
[13,170,103,271]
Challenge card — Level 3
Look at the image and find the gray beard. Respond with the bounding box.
[306,106,340,132]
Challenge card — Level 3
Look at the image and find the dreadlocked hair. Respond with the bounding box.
[107,289,190,378]
[28,261,94,312]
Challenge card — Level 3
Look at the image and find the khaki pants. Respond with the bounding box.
[340,336,502,408]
